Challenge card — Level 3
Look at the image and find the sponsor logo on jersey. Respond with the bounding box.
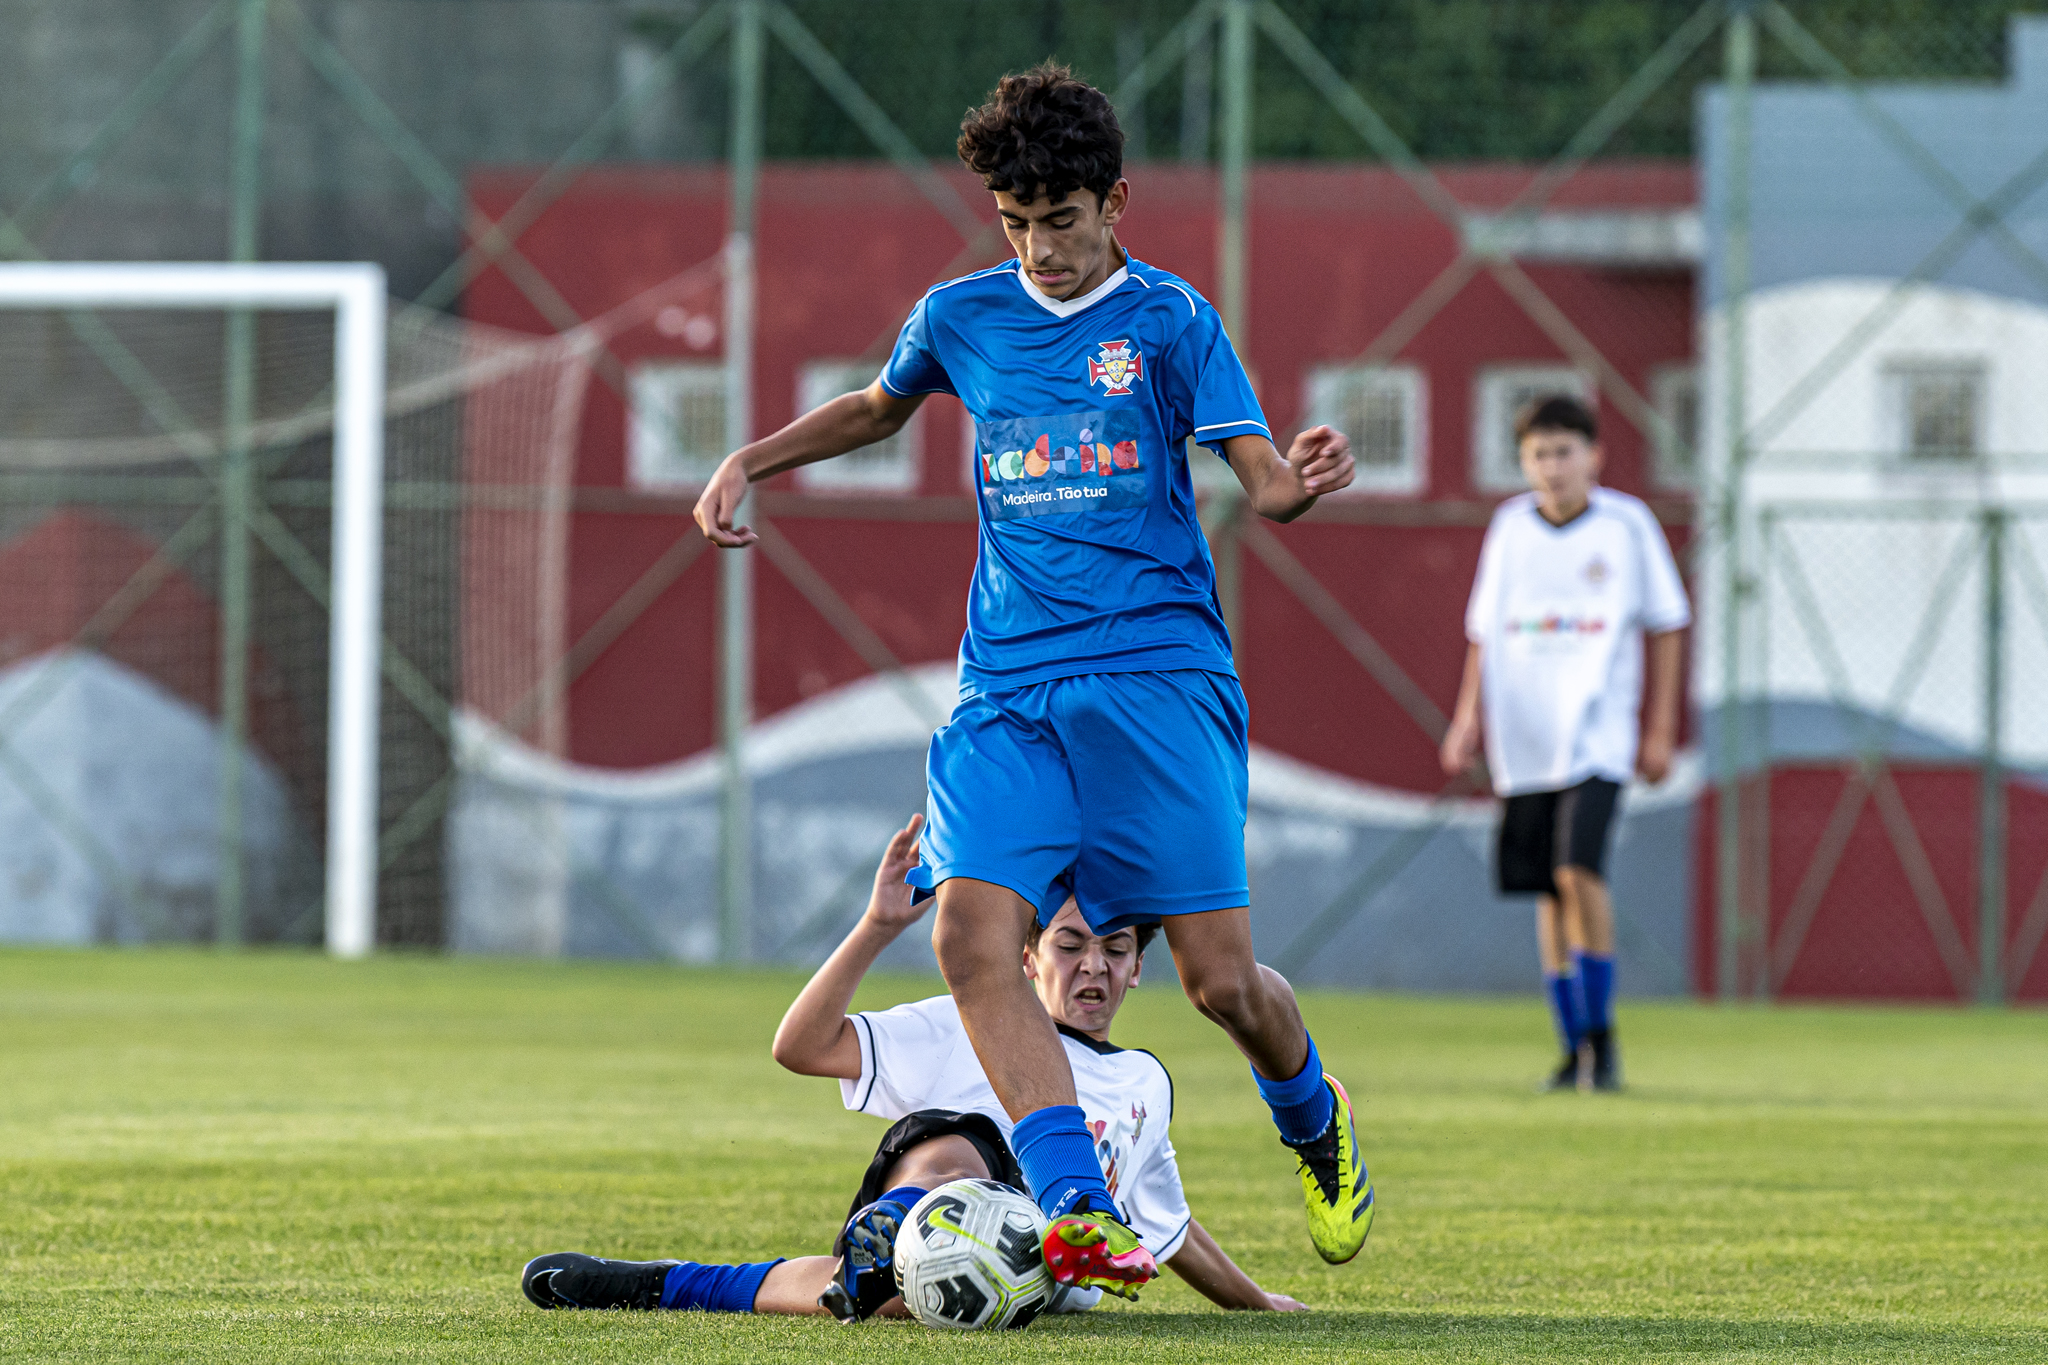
[974,410,1146,521]
[1086,339,1145,396]
[1088,1100,1148,1199]
[1506,614,1607,636]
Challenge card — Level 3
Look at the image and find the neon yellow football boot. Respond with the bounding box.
[1290,1075,1374,1264]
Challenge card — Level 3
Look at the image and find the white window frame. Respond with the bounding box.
[0,262,387,959]
[1649,363,1700,490]
[627,360,728,489]
[1883,357,1988,463]
[1302,364,1428,496]
[1473,364,1595,493]
[794,359,918,493]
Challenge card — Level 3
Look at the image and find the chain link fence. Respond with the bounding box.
[2,0,2045,1000]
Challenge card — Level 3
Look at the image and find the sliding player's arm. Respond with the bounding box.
[1219,426,1354,524]
[695,381,928,547]
[1165,1219,1307,1311]
[770,813,927,1078]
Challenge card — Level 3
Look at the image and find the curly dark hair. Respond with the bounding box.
[957,62,1124,206]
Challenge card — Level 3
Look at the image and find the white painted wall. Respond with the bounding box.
[1695,278,2048,765]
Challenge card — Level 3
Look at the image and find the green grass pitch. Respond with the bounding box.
[1,948,2042,1362]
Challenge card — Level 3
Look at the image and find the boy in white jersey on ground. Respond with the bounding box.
[1440,395,1690,1092]
[692,64,1371,1294]
[520,817,1306,1320]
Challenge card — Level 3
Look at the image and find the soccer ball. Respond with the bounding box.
[894,1179,1053,1330]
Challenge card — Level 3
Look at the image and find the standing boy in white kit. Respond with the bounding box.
[1440,395,1690,1091]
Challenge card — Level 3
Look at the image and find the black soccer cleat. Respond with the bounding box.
[1588,1028,1623,1092]
[522,1252,678,1311]
[818,1193,913,1323]
[1541,1047,1585,1093]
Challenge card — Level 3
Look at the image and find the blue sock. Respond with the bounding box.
[1011,1105,1115,1219]
[1576,952,1615,1033]
[1547,973,1586,1055]
[658,1259,782,1312]
[875,1184,927,1214]
[1254,1034,1334,1146]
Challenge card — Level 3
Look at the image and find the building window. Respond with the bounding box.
[795,360,918,493]
[1650,364,1699,489]
[1886,361,1984,461]
[627,361,726,489]
[1473,365,1595,493]
[1302,365,1427,495]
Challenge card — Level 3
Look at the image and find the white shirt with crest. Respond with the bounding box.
[840,993,1191,1262]
[1465,487,1691,796]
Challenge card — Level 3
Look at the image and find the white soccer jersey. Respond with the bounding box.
[840,994,1192,1262]
[1465,487,1691,796]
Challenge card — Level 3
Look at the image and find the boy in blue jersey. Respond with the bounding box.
[694,65,1372,1297]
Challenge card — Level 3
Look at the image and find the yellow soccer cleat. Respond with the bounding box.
[1289,1075,1374,1264]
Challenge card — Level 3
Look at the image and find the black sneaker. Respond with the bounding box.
[817,1193,913,1323]
[1588,1028,1623,1091]
[522,1252,678,1310]
[1541,1043,1587,1093]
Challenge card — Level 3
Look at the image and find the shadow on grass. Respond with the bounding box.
[1033,1309,2043,1358]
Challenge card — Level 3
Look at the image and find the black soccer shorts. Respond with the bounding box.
[835,1109,1024,1254]
[1495,776,1622,897]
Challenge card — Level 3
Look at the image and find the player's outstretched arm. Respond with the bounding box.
[1220,426,1354,524]
[1165,1219,1308,1311]
[695,381,927,548]
[770,814,927,1078]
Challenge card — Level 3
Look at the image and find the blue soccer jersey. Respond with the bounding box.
[880,257,1269,695]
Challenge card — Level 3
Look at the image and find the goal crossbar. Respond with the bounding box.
[0,262,388,959]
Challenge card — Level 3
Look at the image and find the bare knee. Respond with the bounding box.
[884,1135,990,1192]
[1180,960,1261,1031]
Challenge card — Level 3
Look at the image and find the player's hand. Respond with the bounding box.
[1440,713,1481,777]
[1263,1293,1310,1312]
[861,813,928,932]
[693,454,758,548]
[1287,424,1354,498]
[1637,727,1675,785]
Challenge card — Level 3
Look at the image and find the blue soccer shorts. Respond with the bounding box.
[907,668,1250,934]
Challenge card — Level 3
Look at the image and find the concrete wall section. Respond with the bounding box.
[446,663,1698,995]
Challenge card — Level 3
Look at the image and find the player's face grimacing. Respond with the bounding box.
[1518,427,1603,518]
[995,180,1130,301]
[1022,901,1144,1040]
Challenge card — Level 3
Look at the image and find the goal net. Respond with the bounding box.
[0,261,685,951]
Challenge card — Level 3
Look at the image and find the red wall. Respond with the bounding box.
[465,161,1696,787]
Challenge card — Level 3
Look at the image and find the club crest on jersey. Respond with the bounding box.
[1086,339,1145,396]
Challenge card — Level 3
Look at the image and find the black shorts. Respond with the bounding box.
[836,1109,1023,1255]
[1496,777,1622,896]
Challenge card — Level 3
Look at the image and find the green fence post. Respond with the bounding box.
[1980,509,2007,1005]
[1212,0,1250,663]
[217,0,267,947]
[719,0,763,964]
[1716,1,1756,1002]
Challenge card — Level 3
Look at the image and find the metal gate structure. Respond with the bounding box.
[4,0,2045,1001]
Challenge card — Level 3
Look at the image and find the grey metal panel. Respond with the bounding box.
[1700,16,2048,307]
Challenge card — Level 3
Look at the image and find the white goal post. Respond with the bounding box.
[0,262,387,958]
